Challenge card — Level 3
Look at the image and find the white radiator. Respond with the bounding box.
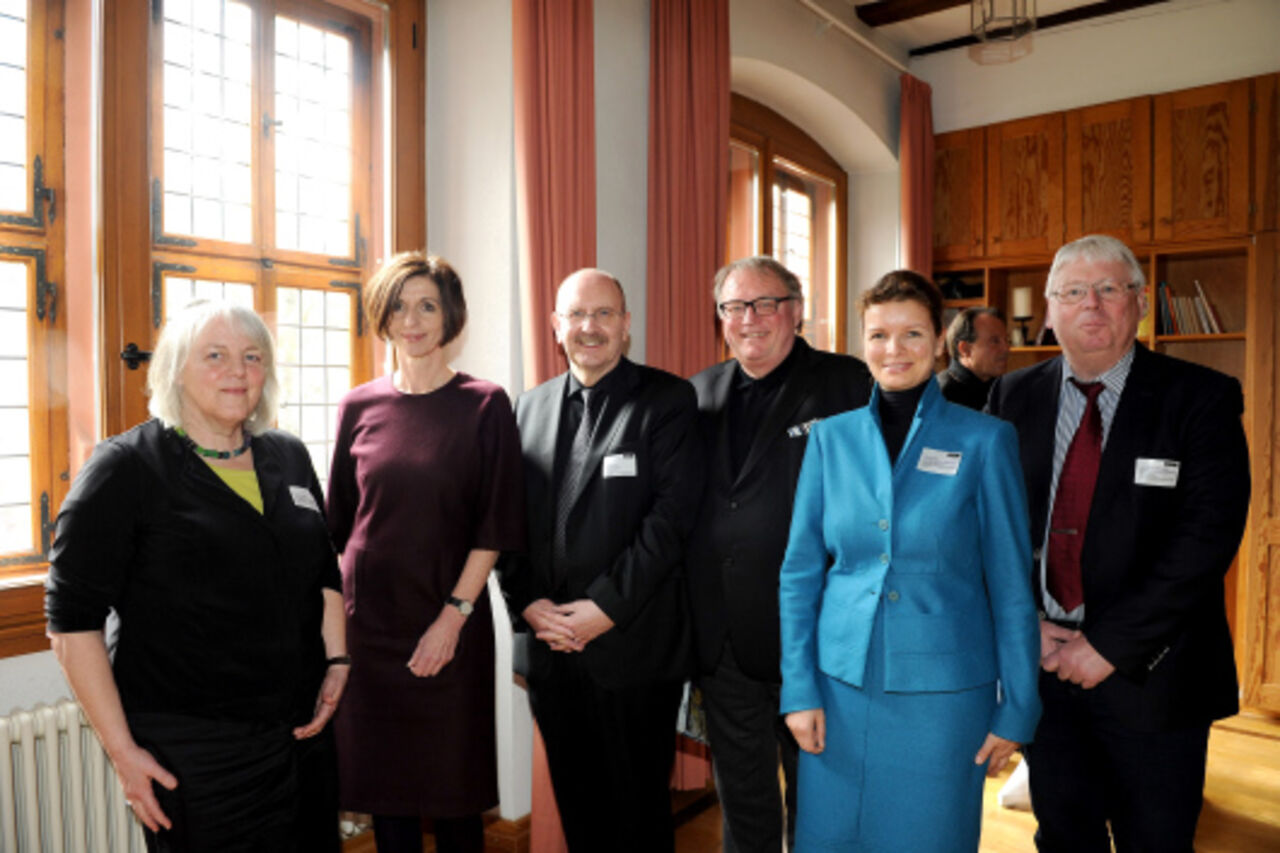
[0,700,145,853]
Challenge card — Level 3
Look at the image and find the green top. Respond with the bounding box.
[204,460,264,514]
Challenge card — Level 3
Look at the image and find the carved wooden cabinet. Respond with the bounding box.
[1152,80,1250,242]
[1254,73,1280,234]
[985,113,1064,257]
[932,128,985,262]
[1065,97,1152,245]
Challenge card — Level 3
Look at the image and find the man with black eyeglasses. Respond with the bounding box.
[686,256,871,853]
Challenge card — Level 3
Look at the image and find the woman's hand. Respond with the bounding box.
[110,742,178,832]
[974,732,1020,776]
[786,708,826,754]
[407,607,466,676]
[293,662,349,739]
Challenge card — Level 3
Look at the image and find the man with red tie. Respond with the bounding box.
[987,234,1250,853]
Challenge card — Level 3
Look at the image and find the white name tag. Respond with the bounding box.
[289,485,321,513]
[1134,458,1180,488]
[787,418,822,438]
[602,452,637,478]
[917,448,962,476]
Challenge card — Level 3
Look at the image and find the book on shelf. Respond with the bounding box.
[1193,280,1224,334]
[1156,280,1226,336]
[1136,283,1155,338]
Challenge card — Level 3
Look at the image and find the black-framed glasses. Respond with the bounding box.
[1049,280,1141,305]
[716,295,797,319]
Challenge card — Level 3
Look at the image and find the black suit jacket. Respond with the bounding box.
[686,339,872,681]
[987,344,1250,730]
[501,358,704,688]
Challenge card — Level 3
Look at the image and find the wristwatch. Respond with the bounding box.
[447,595,474,616]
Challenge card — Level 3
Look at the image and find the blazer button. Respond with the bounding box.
[878,519,889,531]
[723,557,734,569]
[729,500,739,510]
[887,590,900,602]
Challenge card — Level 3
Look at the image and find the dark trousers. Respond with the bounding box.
[1028,673,1211,853]
[700,641,797,853]
[371,814,484,853]
[529,654,682,853]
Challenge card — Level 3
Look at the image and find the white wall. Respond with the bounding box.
[595,0,650,364]
[0,650,71,715]
[428,0,523,395]
[848,172,901,356]
[913,0,1280,133]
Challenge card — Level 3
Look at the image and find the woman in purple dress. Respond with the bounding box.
[326,252,525,853]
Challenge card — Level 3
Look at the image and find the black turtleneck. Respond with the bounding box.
[878,380,930,465]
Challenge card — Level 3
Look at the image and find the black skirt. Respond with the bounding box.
[128,713,339,853]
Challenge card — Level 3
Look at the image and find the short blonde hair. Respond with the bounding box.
[146,300,280,435]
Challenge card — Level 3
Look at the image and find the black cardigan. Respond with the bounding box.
[46,419,341,725]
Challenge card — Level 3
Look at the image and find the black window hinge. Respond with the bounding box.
[0,156,56,228]
[0,245,56,323]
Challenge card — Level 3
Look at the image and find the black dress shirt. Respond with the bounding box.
[728,342,801,470]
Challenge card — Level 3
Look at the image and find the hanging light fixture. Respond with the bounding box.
[969,0,1036,64]
[971,0,1036,42]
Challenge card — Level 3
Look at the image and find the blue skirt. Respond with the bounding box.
[794,605,995,853]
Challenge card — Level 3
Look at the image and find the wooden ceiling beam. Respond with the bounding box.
[908,0,1169,58]
[856,1,969,28]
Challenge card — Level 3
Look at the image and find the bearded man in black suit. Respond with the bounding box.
[687,256,871,853]
[987,234,1250,853]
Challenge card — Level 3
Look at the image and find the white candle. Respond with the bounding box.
[1012,286,1032,319]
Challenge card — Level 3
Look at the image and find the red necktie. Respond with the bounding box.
[1047,380,1105,611]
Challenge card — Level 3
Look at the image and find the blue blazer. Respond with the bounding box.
[779,380,1041,744]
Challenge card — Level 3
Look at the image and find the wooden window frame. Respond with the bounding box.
[0,0,68,589]
[0,0,425,658]
[729,92,849,353]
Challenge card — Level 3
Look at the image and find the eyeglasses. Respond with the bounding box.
[557,307,623,324]
[716,295,797,319]
[1049,280,1142,305]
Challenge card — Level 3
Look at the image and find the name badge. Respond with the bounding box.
[917,448,962,476]
[787,418,822,438]
[1134,458,1180,488]
[289,485,321,513]
[602,452,637,479]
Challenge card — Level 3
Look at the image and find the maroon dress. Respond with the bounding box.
[326,373,525,816]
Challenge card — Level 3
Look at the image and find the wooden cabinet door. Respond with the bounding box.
[1153,80,1250,242]
[986,113,1064,257]
[1242,232,1279,712]
[1254,74,1280,234]
[933,128,985,262]
[1065,97,1152,245]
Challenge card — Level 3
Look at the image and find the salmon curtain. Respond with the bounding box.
[899,73,935,276]
[645,0,729,377]
[513,0,597,388]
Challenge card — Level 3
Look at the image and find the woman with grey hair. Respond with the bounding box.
[46,300,348,853]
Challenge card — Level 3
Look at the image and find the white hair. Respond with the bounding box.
[146,300,280,435]
[1046,234,1146,296]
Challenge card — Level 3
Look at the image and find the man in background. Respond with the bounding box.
[687,256,871,853]
[938,306,1009,409]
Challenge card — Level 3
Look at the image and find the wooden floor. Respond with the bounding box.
[674,713,1280,853]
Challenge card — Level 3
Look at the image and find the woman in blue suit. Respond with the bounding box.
[780,270,1040,852]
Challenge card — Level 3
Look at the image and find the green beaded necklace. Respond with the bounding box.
[175,427,252,459]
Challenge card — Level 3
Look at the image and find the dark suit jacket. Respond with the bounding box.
[987,344,1250,730]
[937,361,994,410]
[501,358,704,688]
[686,339,871,681]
